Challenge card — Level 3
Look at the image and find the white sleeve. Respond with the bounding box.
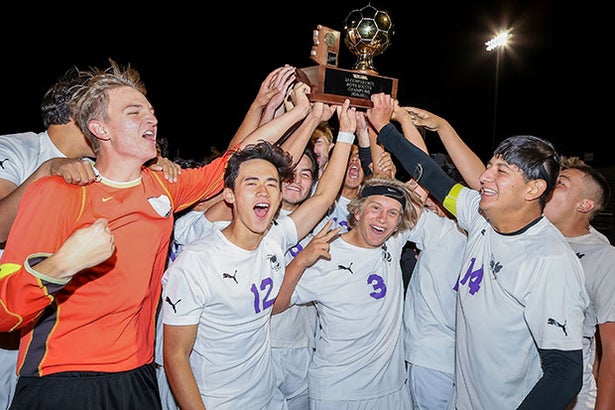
[162,249,210,326]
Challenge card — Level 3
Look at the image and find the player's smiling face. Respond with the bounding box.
[226,158,282,235]
[478,156,529,219]
[351,195,402,248]
[282,154,314,210]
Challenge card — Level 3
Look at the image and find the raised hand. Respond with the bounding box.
[402,106,444,131]
[297,220,340,266]
[366,93,395,132]
[336,99,357,134]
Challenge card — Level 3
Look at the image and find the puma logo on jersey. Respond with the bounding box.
[165,296,181,313]
[338,263,354,274]
[223,270,238,284]
[547,318,568,336]
[0,158,9,169]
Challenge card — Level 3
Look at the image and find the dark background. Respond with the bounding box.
[0,1,608,167]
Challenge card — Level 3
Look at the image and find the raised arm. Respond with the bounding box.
[289,100,357,241]
[280,101,335,168]
[366,93,458,213]
[404,106,485,190]
[227,65,297,149]
[391,102,428,153]
[356,111,397,179]
[233,82,311,150]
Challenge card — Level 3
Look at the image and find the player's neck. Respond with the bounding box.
[93,154,144,183]
[47,122,94,159]
[340,186,359,200]
[222,220,267,251]
[554,218,591,238]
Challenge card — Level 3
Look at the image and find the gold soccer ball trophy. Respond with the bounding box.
[343,4,394,75]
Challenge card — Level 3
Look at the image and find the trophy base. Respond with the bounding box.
[298,65,398,109]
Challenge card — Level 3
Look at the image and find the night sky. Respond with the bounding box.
[1,1,607,166]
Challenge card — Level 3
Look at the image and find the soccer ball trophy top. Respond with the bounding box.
[343,4,394,75]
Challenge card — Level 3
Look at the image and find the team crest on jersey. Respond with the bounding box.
[381,244,392,263]
[489,255,503,278]
[267,254,282,272]
[147,194,171,217]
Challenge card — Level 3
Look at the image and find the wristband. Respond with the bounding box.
[25,253,71,285]
[336,131,355,144]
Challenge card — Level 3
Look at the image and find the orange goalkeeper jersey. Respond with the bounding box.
[0,151,231,376]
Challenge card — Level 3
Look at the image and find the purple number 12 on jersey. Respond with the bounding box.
[251,277,275,313]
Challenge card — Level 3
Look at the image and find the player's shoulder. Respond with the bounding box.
[0,131,41,152]
[0,131,39,141]
[28,174,76,192]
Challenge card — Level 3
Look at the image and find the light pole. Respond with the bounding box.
[485,30,511,151]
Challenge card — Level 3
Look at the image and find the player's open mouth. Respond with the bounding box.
[254,202,270,217]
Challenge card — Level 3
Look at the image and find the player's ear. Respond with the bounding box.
[222,187,235,204]
[89,120,110,141]
[527,179,546,201]
[577,198,595,214]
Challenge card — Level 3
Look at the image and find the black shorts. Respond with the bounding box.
[10,363,162,410]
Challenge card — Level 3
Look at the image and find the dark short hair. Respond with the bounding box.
[561,156,611,215]
[40,66,89,128]
[494,135,561,207]
[224,140,294,190]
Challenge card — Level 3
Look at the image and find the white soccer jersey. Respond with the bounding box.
[156,213,229,367]
[271,208,319,350]
[327,195,351,233]
[403,209,467,375]
[568,226,615,332]
[171,211,229,258]
[291,230,411,401]
[0,131,64,186]
[162,216,297,409]
[452,188,589,409]
[566,226,615,409]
